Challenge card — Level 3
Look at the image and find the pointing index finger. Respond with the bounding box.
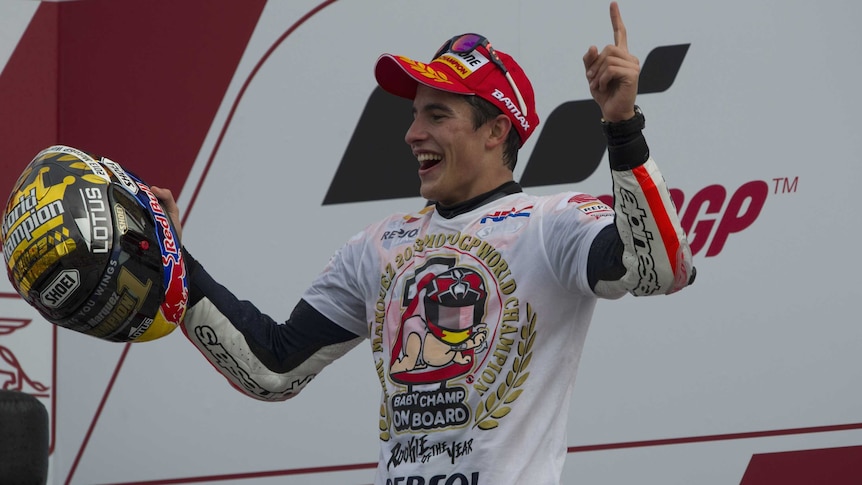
[610,1,628,50]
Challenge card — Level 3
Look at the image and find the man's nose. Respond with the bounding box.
[404,119,426,146]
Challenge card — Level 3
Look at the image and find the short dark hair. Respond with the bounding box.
[464,95,521,170]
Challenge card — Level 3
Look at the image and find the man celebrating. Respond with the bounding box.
[154,2,694,483]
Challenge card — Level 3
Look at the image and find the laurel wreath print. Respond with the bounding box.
[474,302,536,430]
[377,358,392,441]
[398,56,453,84]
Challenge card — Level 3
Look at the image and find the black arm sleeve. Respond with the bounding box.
[184,248,359,374]
[586,224,626,291]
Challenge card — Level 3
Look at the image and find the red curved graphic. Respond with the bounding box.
[740,444,862,485]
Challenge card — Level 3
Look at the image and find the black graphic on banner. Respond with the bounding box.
[326,44,690,205]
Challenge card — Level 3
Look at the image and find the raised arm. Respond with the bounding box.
[583,2,695,297]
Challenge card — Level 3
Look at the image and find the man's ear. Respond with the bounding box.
[487,114,513,149]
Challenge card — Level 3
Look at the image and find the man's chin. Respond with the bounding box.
[418,182,438,202]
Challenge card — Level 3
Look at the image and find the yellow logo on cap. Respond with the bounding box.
[399,57,453,85]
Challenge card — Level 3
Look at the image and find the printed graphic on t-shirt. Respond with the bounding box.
[372,229,538,471]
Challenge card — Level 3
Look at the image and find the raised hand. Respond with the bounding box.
[150,186,183,243]
[583,1,640,122]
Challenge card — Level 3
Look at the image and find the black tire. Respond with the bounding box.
[0,390,49,485]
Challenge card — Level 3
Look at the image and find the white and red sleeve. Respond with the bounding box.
[593,110,695,298]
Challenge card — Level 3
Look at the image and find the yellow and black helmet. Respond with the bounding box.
[1,145,187,342]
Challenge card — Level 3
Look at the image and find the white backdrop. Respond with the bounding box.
[1,1,861,484]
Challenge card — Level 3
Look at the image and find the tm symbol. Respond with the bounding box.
[771,176,799,195]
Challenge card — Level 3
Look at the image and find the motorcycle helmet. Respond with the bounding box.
[1,145,187,342]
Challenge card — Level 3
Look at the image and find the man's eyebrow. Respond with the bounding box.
[413,102,455,115]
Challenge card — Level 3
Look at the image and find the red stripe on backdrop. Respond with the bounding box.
[0,5,59,199]
[181,0,339,225]
[103,422,862,484]
[568,422,862,453]
[55,0,267,191]
[0,0,267,201]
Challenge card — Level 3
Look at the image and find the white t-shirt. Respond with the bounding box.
[303,190,616,485]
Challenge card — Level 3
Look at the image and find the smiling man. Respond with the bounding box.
[153,3,695,484]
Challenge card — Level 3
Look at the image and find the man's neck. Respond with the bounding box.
[434,181,523,219]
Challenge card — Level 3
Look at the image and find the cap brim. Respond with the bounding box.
[374,54,474,100]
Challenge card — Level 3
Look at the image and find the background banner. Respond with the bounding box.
[1,1,860,484]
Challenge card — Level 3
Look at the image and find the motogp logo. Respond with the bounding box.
[598,180,770,257]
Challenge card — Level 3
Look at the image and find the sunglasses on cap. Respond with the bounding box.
[434,33,529,117]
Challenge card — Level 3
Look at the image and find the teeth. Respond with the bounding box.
[417,153,442,162]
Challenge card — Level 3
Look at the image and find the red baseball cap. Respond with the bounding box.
[374,34,539,146]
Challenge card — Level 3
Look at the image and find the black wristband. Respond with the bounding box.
[607,135,649,171]
[601,105,645,146]
[602,105,649,171]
